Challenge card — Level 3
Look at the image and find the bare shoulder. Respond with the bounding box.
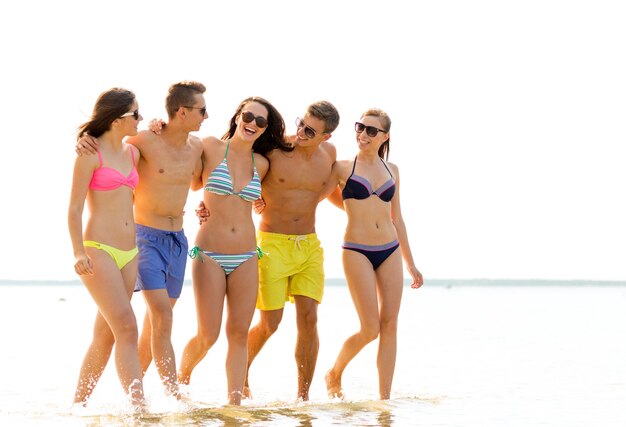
[127,130,157,149]
[201,135,224,148]
[333,159,352,176]
[255,153,270,177]
[126,142,141,161]
[187,134,204,152]
[188,134,203,146]
[320,140,337,160]
[386,161,400,179]
[268,147,297,163]
[255,152,269,169]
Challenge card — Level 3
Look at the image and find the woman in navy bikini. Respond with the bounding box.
[324,108,423,400]
[178,96,290,405]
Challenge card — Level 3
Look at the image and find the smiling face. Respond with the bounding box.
[355,115,389,151]
[295,112,328,147]
[236,101,268,142]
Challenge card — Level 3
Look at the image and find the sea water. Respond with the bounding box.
[0,280,625,426]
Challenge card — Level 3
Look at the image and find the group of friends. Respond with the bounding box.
[67,81,424,410]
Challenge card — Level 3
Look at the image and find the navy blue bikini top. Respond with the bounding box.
[341,156,396,203]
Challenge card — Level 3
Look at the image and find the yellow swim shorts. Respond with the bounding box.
[256,231,325,310]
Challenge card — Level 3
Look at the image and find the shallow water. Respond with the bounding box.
[1,281,625,426]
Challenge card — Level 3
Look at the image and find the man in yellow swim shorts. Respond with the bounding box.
[256,231,325,310]
[245,101,340,401]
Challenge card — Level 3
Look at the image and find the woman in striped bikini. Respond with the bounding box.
[178,96,290,405]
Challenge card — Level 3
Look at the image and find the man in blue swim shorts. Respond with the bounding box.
[77,81,208,399]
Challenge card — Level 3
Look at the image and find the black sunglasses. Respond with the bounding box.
[120,109,139,120]
[241,111,268,128]
[296,117,319,139]
[184,105,208,116]
[355,122,386,137]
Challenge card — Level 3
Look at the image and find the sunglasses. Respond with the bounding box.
[120,109,140,120]
[355,122,386,137]
[241,111,268,128]
[184,105,208,116]
[295,117,319,139]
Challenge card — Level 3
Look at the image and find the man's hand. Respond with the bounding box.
[148,118,166,135]
[285,134,296,148]
[195,201,210,225]
[75,134,98,156]
[252,197,266,215]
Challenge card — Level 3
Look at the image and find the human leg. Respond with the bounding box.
[135,224,187,393]
[325,249,379,399]
[178,256,226,385]
[293,295,319,401]
[73,311,114,405]
[244,308,284,398]
[80,248,144,406]
[138,312,152,375]
[224,255,259,405]
[142,290,179,397]
[244,231,292,397]
[374,250,403,399]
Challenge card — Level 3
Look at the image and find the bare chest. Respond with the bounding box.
[270,157,331,190]
[141,149,199,184]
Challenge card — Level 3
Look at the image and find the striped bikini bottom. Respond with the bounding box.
[188,246,259,276]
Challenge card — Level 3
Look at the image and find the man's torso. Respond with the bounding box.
[131,131,203,231]
[260,142,335,235]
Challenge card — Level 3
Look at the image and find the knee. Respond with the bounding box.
[226,322,249,344]
[196,329,219,351]
[150,309,174,335]
[92,326,115,347]
[361,322,380,343]
[297,309,318,333]
[114,316,139,344]
[261,317,281,335]
[379,317,398,335]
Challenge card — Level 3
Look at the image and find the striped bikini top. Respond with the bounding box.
[204,140,262,202]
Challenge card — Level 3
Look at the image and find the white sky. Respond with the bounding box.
[0,0,624,281]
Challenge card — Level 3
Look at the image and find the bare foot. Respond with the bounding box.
[242,385,253,400]
[228,390,243,406]
[177,372,190,386]
[325,369,344,399]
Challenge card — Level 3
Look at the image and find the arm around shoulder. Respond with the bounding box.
[126,130,154,150]
[322,159,351,209]
[189,135,205,191]
[256,154,270,181]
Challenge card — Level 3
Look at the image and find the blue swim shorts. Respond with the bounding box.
[135,224,188,299]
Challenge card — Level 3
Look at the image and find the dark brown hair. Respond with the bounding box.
[222,96,293,156]
[77,88,135,140]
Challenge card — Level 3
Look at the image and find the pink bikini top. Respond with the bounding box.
[89,147,139,191]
